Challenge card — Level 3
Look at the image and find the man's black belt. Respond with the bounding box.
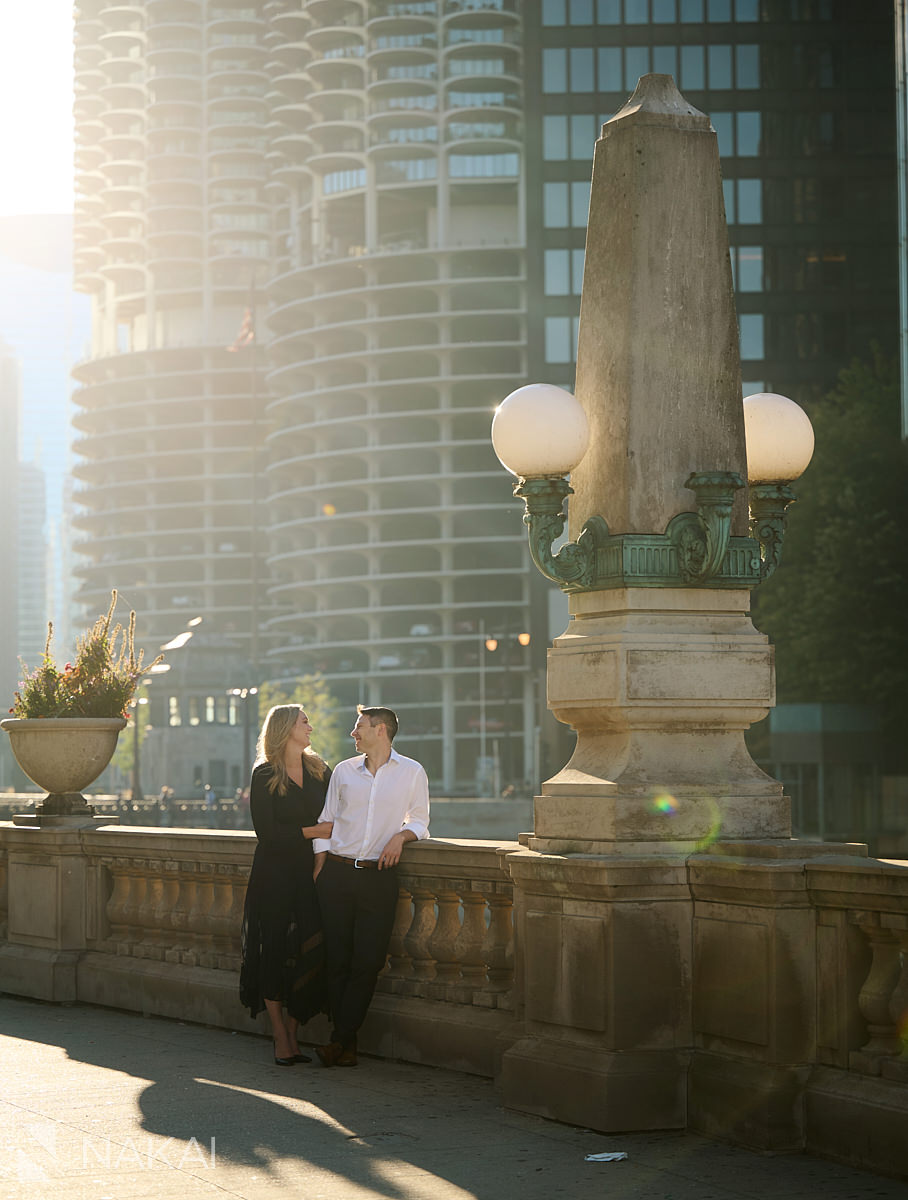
[328,853,379,870]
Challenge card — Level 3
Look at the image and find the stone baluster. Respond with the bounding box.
[184,871,215,967]
[428,888,462,996]
[105,860,131,949]
[482,892,514,1007]
[403,886,437,990]
[153,867,181,960]
[119,865,147,956]
[384,886,414,985]
[0,854,8,941]
[850,912,902,1074]
[136,865,165,959]
[225,873,246,968]
[205,868,237,969]
[166,865,197,964]
[455,887,489,1001]
[882,917,908,1082]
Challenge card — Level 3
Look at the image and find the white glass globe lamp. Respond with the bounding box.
[491,384,590,478]
[743,392,815,484]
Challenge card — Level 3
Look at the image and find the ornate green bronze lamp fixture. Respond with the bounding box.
[491,384,814,595]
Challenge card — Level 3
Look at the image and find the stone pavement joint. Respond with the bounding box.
[0,994,902,1200]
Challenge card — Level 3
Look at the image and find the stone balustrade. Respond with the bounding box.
[0,822,906,1177]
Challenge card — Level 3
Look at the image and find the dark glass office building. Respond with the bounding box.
[524,0,898,409]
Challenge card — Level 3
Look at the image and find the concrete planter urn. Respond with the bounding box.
[1,716,127,823]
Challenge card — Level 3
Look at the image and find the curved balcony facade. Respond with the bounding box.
[73,0,274,716]
[264,1,531,791]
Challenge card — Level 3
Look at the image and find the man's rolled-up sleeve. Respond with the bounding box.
[312,769,339,855]
[401,766,430,841]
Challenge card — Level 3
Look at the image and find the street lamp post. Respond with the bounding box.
[130,693,149,804]
[228,686,259,789]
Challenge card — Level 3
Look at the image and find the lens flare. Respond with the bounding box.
[651,792,680,816]
[321,503,337,516]
[694,795,723,850]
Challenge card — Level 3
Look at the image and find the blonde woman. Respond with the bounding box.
[239,705,333,1064]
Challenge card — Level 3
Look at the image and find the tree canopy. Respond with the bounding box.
[256,672,349,768]
[753,349,908,763]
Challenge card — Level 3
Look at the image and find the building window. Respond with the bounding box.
[736,111,761,155]
[597,47,622,91]
[449,153,518,178]
[570,0,595,21]
[543,48,567,93]
[736,44,760,88]
[544,249,571,295]
[680,0,705,20]
[597,0,621,22]
[739,313,764,360]
[570,47,595,91]
[708,0,731,19]
[545,316,573,363]
[544,181,569,227]
[543,0,566,22]
[732,246,763,292]
[625,46,650,90]
[543,115,568,159]
[571,180,591,226]
[168,696,181,727]
[723,178,762,223]
[570,114,597,159]
[625,0,648,22]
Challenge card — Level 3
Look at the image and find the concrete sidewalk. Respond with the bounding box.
[0,993,902,1200]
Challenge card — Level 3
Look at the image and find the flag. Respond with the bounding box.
[227,307,255,351]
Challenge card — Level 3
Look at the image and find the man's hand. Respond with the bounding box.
[377,829,415,869]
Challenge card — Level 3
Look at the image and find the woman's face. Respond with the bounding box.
[290,709,312,750]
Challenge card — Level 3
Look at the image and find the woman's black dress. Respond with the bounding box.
[239,760,330,1023]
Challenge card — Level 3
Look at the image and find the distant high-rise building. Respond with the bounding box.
[0,336,20,701]
[70,1,900,795]
[16,462,48,671]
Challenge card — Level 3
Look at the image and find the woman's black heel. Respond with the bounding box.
[273,1041,295,1066]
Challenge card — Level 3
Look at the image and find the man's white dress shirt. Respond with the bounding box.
[313,748,430,860]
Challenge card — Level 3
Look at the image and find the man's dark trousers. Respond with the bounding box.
[316,857,400,1047]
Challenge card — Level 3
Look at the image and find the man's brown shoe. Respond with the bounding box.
[315,1041,344,1068]
[336,1045,357,1067]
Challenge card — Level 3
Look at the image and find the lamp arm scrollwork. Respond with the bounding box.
[513,477,606,590]
[748,482,796,581]
[667,471,744,584]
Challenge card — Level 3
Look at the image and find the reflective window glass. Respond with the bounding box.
[570,0,594,21]
[544,249,571,295]
[543,115,568,160]
[708,0,731,18]
[626,47,650,91]
[736,44,760,88]
[546,317,572,363]
[736,111,761,155]
[739,313,764,359]
[625,0,649,21]
[597,47,623,90]
[544,181,569,227]
[735,0,759,19]
[597,0,621,20]
[680,0,704,19]
[723,179,735,222]
[653,46,678,77]
[543,48,567,93]
[572,248,586,292]
[708,45,732,89]
[712,112,733,156]
[571,114,597,159]
[736,247,763,292]
[570,48,594,92]
[652,0,676,20]
[571,180,591,226]
[542,0,567,22]
[680,45,705,90]
[737,179,762,223]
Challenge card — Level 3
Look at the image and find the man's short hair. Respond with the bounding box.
[357,705,399,742]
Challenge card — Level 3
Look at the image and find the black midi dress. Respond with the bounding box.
[239,760,330,1023]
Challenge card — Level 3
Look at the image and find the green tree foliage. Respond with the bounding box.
[753,350,908,761]
[255,673,350,768]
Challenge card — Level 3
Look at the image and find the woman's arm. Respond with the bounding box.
[249,767,278,844]
[302,820,333,840]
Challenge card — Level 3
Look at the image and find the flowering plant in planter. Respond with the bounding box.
[10,591,163,719]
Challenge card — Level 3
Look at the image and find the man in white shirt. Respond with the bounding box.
[313,705,430,1066]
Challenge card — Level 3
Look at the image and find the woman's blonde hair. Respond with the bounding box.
[255,704,328,794]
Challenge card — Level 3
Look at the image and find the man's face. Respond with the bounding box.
[351,713,378,754]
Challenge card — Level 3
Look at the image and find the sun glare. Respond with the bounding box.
[0,4,75,218]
